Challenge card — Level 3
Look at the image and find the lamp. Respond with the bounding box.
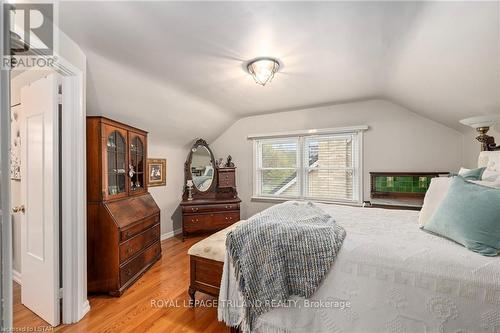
[186,180,194,201]
[460,115,499,151]
[246,57,280,86]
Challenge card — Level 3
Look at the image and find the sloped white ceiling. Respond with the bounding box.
[59,1,499,144]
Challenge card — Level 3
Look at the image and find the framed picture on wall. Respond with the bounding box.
[147,158,167,187]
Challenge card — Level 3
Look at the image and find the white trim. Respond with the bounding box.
[1,2,13,328]
[252,140,260,197]
[358,131,364,203]
[251,196,363,207]
[161,228,183,241]
[12,270,21,285]
[251,129,365,205]
[247,125,368,140]
[60,68,88,324]
[80,300,90,318]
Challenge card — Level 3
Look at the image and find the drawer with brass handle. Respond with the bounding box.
[183,212,240,233]
[212,212,240,227]
[120,214,159,241]
[120,241,161,286]
[119,224,160,263]
[181,203,240,213]
[180,195,240,239]
[217,170,235,188]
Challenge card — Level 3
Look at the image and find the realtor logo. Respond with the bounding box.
[5,3,54,56]
[2,2,57,69]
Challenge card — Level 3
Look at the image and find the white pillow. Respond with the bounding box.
[459,167,500,181]
[418,177,451,227]
[482,169,500,182]
[470,179,500,188]
[458,167,471,175]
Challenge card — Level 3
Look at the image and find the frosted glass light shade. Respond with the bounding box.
[460,115,499,129]
[247,58,280,86]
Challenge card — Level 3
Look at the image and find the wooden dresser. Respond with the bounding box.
[86,116,161,296]
[181,198,241,238]
[180,140,240,239]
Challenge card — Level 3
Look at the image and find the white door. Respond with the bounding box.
[19,74,60,326]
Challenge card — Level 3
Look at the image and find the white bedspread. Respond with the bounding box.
[218,203,500,333]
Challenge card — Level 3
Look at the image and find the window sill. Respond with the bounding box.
[251,196,363,207]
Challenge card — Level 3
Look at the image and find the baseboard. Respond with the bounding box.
[12,269,22,285]
[161,228,182,241]
[78,300,90,321]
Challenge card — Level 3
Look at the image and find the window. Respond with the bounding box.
[252,128,364,204]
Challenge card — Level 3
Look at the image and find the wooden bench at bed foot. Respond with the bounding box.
[188,255,241,332]
[188,255,224,304]
[187,219,244,304]
[188,256,222,305]
[187,221,244,331]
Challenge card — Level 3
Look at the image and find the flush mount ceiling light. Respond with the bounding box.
[246,57,280,86]
[459,115,499,129]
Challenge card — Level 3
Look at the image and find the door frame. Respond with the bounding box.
[1,9,88,328]
[60,68,89,323]
[1,1,13,329]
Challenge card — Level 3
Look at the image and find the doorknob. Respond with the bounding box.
[12,205,25,214]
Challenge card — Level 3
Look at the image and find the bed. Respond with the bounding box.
[188,151,500,333]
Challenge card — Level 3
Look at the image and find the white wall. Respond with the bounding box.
[462,126,500,168]
[146,139,188,237]
[212,99,463,219]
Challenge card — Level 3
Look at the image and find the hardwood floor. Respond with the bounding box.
[14,235,229,333]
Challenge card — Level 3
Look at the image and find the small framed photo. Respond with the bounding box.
[147,158,166,187]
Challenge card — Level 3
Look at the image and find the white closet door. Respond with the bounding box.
[20,74,60,326]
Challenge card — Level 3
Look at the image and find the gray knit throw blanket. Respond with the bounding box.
[225,201,346,332]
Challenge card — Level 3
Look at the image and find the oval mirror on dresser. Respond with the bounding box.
[180,139,241,240]
[190,145,214,192]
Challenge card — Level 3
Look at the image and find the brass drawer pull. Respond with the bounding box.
[127,247,134,254]
[127,268,132,276]
[191,207,199,212]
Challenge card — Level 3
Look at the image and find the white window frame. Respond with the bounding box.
[250,126,367,205]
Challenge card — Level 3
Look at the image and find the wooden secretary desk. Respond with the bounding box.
[86,116,161,296]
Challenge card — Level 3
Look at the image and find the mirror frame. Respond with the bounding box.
[183,138,217,199]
